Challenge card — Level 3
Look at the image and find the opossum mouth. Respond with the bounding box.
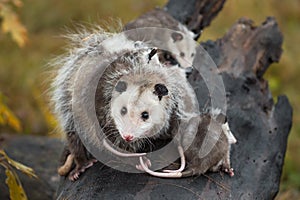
[121,131,152,142]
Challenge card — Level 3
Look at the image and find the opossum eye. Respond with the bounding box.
[115,81,127,93]
[180,52,185,57]
[153,83,168,101]
[163,52,178,66]
[120,106,127,115]
[191,53,195,57]
[141,111,149,121]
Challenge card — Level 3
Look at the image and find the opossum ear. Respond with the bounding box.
[171,32,183,42]
[148,48,157,62]
[115,81,127,93]
[153,83,168,101]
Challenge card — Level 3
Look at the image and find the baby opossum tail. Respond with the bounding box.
[139,157,200,178]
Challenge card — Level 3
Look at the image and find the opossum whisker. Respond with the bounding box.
[101,118,114,130]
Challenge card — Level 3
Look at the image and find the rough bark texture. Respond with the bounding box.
[165,0,226,38]
[0,0,292,199]
[0,135,63,200]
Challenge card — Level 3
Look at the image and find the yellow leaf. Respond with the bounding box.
[12,0,23,8]
[0,4,28,47]
[0,150,38,179]
[0,98,22,132]
[5,168,28,200]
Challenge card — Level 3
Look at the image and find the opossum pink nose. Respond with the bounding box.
[123,135,134,142]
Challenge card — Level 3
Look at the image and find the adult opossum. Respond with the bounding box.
[52,28,199,180]
[51,27,235,181]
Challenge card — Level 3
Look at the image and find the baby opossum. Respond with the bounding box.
[124,8,197,75]
[139,109,236,178]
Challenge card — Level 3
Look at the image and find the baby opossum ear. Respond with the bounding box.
[153,83,168,101]
[171,32,183,43]
[115,81,127,93]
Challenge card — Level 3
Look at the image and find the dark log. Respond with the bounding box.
[0,135,63,200]
[55,8,292,200]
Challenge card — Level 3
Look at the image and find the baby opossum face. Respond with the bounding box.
[170,32,196,67]
[158,31,196,76]
[110,79,169,142]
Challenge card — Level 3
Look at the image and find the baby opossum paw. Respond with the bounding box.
[69,159,97,181]
[136,157,151,172]
[223,167,234,177]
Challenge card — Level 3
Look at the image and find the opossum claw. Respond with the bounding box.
[68,159,97,181]
[224,167,234,177]
[103,139,147,157]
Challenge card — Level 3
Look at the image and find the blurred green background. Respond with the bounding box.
[0,0,299,198]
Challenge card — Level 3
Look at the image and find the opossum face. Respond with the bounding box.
[158,31,196,76]
[110,80,169,142]
[170,32,196,68]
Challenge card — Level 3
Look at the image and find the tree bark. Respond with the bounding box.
[165,0,226,38]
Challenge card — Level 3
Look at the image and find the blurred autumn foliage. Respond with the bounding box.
[0,0,28,47]
[0,0,299,199]
[0,0,25,131]
[0,2,37,199]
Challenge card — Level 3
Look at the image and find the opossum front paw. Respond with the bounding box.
[69,159,97,181]
[223,167,234,177]
[136,157,151,172]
